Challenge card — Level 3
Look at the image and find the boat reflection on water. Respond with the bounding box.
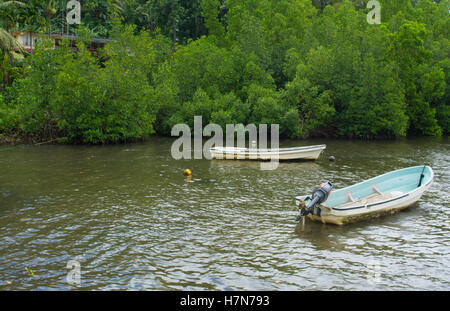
[209,157,323,171]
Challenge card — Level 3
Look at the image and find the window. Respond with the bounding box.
[24,35,31,46]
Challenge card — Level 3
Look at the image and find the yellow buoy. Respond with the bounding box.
[184,169,191,176]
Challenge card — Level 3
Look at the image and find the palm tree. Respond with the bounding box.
[21,6,44,50]
[0,28,23,54]
[0,1,25,30]
[0,1,25,87]
[23,1,58,47]
[0,1,25,54]
[111,0,150,28]
[0,1,25,57]
[41,0,57,35]
[0,28,24,87]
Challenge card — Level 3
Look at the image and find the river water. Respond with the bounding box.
[0,137,449,290]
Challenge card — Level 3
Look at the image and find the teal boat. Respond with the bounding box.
[295,166,434,225]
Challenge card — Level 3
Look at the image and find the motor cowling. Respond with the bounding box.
[297,181,333,221]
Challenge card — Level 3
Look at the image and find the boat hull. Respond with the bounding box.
[295,166,433,225]
[210,145,326,161]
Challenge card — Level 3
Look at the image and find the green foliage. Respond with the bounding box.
[202,0,225,44]
[4,26,160,143]
[389,20,444,136]
[172,37,238,102]
[1,0,449,142]
[0,93,7,132]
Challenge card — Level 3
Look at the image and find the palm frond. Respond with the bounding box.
[0,1,26,9]
[0,27,24,54]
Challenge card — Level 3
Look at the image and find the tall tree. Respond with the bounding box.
[389,21,442,135]
[0,1,24,88]
[0,0,26,30]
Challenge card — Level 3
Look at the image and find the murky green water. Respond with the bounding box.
[0,137,449,290]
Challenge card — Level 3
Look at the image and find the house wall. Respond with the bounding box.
[11,33,58,52]
[10,32,107,53]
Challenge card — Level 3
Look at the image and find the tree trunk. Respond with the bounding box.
[3,53,14,88]
[3,70,10,88]
[173,17,177,52]
[195,16,199,39]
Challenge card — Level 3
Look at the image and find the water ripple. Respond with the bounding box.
[0,138,449,290]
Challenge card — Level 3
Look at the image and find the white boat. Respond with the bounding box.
[295,166,434,225]
[210,145,326,161]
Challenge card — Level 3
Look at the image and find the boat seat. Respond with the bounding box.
[345,190,356,203]
[339,192,396,208]
[371,183,383,195]
[390,191,403,197]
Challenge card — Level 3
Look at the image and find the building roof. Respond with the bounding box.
[9,31,112,44]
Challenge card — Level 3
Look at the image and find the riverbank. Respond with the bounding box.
[0,133,149,145]
[1,132,448,147]
[0,133,47,145]
[0,134,26,145]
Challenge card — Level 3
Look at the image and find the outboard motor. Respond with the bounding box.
[296,182,333,221]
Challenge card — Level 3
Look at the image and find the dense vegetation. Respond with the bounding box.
[0,0,449,143]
